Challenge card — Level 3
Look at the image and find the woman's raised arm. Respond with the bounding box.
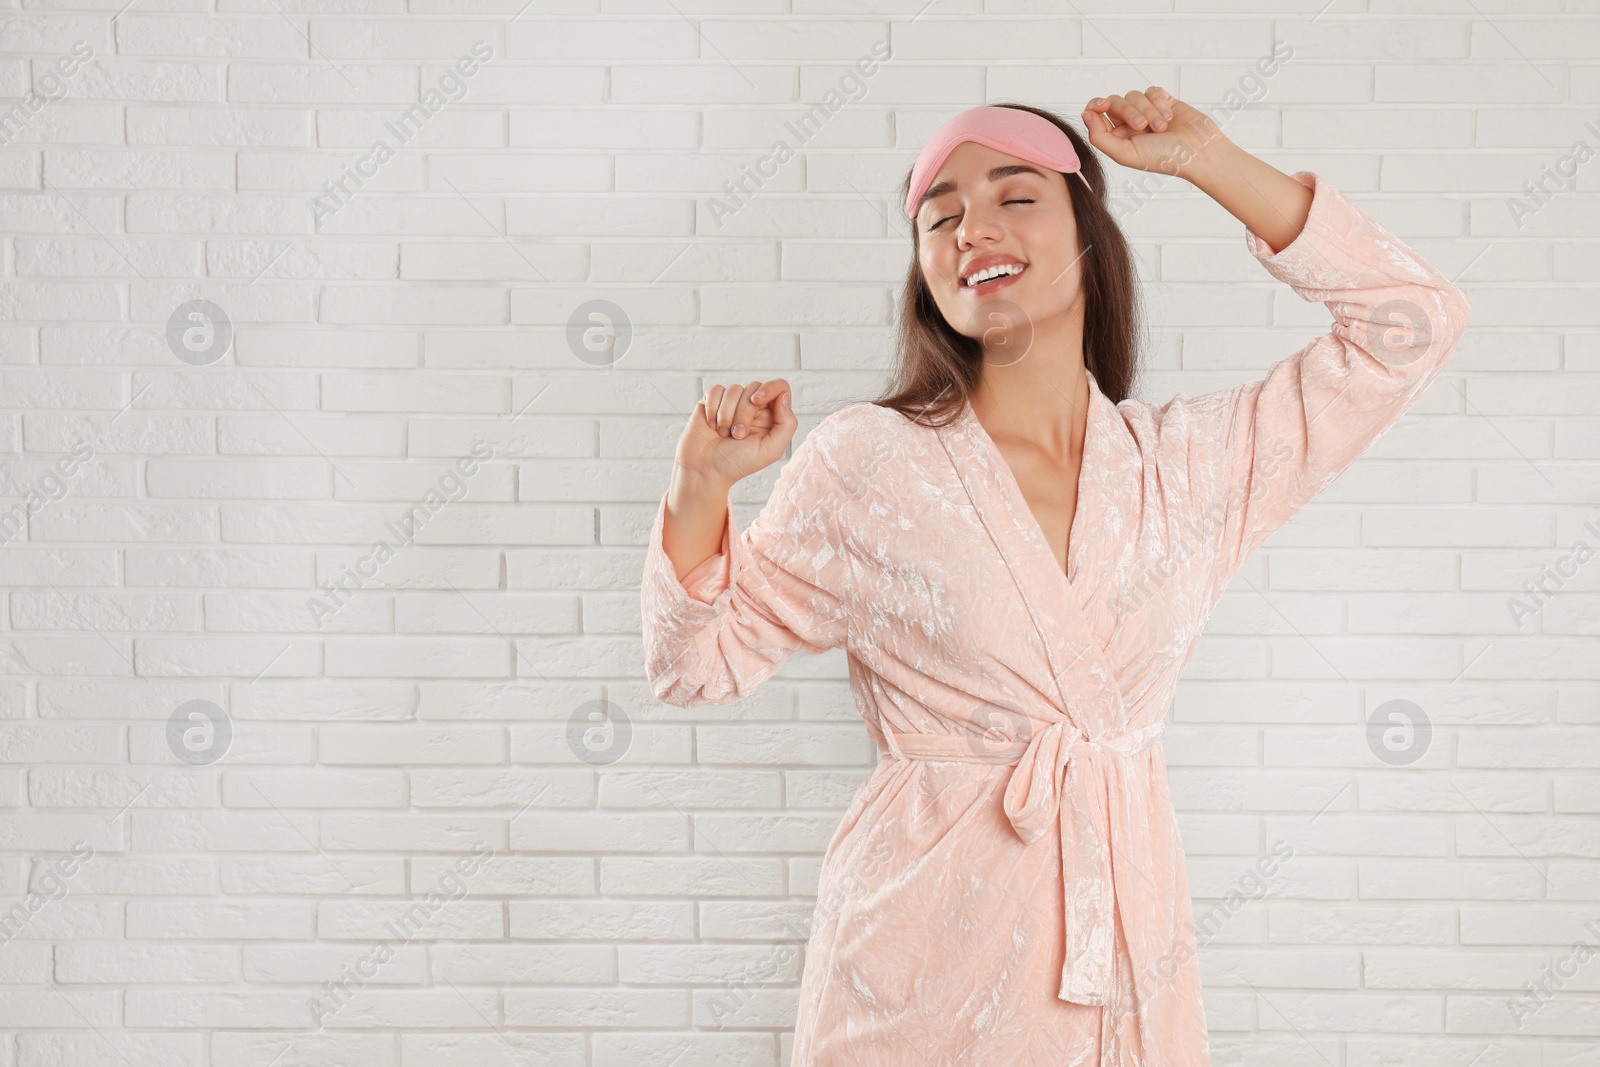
[642,403,856,708]
[1172,168,1472,605]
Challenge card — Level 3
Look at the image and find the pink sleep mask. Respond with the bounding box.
[905,105,1093,221]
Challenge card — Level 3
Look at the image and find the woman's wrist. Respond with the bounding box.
[663,465,734,586]
[668,463,732,495]
[669,463,735,506]
[1174,134,1248,191]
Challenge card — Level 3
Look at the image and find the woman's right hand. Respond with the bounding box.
[672,378,798,491]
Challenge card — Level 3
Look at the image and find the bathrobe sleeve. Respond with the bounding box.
[1177,169,1473,605]
[640,415,853,707]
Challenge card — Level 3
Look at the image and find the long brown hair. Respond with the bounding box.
[873,101,1144,426]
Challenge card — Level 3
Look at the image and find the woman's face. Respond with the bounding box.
[914,140,1085,348]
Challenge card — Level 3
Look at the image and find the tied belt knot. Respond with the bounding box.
[882,714,1169,1011]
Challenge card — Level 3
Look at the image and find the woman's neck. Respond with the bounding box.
[969,339,1091,462]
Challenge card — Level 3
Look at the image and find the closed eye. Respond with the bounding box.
[927,198,1035,232]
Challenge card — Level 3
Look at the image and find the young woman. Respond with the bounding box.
[640,90,1471,1066]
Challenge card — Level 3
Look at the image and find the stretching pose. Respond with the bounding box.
[641,90,1471,1065]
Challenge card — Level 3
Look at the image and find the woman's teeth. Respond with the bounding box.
[964,264,1025,287]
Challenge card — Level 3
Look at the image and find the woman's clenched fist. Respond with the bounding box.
[673,378,798,491]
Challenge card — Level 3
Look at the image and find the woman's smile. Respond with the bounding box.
[962,263,1027,296]
[959,252,1031,296]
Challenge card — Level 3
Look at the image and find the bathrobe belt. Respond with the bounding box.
[880,716,1172,1017]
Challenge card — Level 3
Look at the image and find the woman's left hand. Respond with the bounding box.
[1081,87,1229,178]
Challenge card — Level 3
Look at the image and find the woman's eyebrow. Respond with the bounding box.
[917,164,1049,215]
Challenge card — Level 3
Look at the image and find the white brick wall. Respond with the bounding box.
[0,4,1596,1065]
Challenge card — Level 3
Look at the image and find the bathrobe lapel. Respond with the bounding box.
[933,371,1130,734]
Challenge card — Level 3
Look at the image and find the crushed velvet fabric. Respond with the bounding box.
[639,170,1471,1066]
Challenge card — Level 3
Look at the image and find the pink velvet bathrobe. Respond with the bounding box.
[639,171,1471,1066]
